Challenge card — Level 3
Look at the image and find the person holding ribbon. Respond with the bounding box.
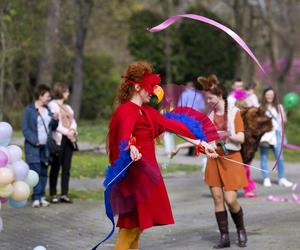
[171,75,248,248]
[199,75,248,248]
[94,61,218,250]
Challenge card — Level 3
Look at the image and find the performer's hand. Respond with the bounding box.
[200,141,218,158]
[170,145,180,159]
[130,145,142,161]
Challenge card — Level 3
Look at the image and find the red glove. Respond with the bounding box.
[195,143,205,156]
[124,137,141,151]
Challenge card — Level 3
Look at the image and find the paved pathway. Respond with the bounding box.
[1,142,300,250]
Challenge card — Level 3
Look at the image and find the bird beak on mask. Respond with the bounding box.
[152,85,164,103]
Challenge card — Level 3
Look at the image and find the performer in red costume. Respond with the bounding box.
[93,61,218,250]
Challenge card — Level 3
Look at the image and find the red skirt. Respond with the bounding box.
[115,147,174,230]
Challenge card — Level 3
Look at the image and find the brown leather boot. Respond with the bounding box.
[214,211,230,249]
[237,229,247,248]
[230,207,247,248]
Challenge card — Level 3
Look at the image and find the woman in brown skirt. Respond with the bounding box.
[198,75,248,248]
[172,74,248,248]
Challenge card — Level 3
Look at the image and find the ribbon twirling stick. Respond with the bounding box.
[221,156,270,174]
[104,160,133,189]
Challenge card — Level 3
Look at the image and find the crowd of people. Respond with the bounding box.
[20,61,293,250]
[227,79,293,191]
[22,83,77,208]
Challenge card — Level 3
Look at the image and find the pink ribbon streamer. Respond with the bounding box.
[147,14,266,75]
[292,183,300,203]
[267,195,288,203]
[284,143,300,151]
[267,183,300,204]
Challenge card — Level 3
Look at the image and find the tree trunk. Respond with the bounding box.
[71,0,93,120]
[257,0,296,97]
[163,0,173,84]
[0,19,6,121]
[36,0,61,86]
[233,0,256,84]
[243,5,256,85]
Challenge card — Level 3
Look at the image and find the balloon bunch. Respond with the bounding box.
[0,122,39,211]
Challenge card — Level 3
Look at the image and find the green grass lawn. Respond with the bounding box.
[71,152,109,178]
[264,148,300,163]
[285,108,300,145]
[77,119,108,144]
[161,164,201,175]
[69,188,104,200]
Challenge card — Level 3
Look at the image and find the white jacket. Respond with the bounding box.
[260,105,285,146]
[48,100,77,145]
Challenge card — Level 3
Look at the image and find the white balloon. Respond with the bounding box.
[7,145,22,163]
[10,160,29,181]
[0,122,13,146]
[33,246,47,250]
[24,170,39,188]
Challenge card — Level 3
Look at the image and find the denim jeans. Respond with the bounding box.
[259,131,285,179]
[29,162,48,201]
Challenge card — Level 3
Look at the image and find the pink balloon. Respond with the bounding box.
[0,197,8,203]
[0,147,10,163]
[0,150,8,167]
[10,160,29,181]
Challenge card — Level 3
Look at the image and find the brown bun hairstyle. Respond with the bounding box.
[197,74,227,99]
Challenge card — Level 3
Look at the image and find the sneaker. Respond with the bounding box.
[60,195,73,204]
[32,200,40,208]
[50,195,59,204]
[278,178,293,188]
[263,178,272,187]
[40,197,50,207]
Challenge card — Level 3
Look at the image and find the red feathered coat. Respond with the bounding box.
[108,101,196,230]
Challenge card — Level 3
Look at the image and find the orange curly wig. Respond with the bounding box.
[116,61,153,105]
